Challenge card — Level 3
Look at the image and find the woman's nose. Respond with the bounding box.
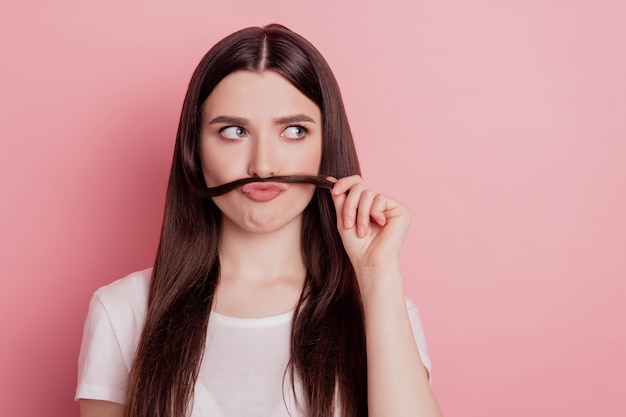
[247,136,280,178]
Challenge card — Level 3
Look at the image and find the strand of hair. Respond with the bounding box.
[200,175,335,197]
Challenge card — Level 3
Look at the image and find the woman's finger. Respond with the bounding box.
[355,189,377,237]
[331,175,363,196]
[370,193,389,226]
[340,182,366,230]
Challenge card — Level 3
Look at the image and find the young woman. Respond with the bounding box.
[76,24,443,417]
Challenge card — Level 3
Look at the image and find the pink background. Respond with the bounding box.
[1,1,624,416]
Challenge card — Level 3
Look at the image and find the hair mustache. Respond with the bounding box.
[199,175,335,198]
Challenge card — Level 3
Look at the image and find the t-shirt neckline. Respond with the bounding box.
[209,309,294,327]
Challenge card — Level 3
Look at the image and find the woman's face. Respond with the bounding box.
[200,70,323,234]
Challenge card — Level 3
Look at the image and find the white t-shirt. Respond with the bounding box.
[76,268,432,417]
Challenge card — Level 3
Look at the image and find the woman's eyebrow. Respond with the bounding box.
[207,114,316,125]
[273,114,316,125]
[207,116,249,125]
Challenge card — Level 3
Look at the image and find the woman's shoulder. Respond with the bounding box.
[77,269,153,399]
[91,268,152,319]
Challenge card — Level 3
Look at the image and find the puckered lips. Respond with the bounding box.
[241,182,286,202]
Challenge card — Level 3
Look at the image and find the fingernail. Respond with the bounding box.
[357,225,365,237]
[344,216,353,228]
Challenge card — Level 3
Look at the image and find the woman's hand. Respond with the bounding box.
[329,175,411,286]
[330,176,442,417]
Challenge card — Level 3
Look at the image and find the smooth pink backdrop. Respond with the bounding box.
[1,1,624,416]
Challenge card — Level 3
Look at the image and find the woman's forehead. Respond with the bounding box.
[202,70,321,123]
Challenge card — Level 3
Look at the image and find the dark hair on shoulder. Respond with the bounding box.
[125,24,367,417]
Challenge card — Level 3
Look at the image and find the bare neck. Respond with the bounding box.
[213,215,306,317]
[217,215,306,281]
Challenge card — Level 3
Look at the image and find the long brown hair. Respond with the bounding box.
[125,24,367,417]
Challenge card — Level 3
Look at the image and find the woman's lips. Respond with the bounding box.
[241,182,286,202]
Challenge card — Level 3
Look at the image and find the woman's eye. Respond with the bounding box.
[220,126,246,139]
[283,125,308,140]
